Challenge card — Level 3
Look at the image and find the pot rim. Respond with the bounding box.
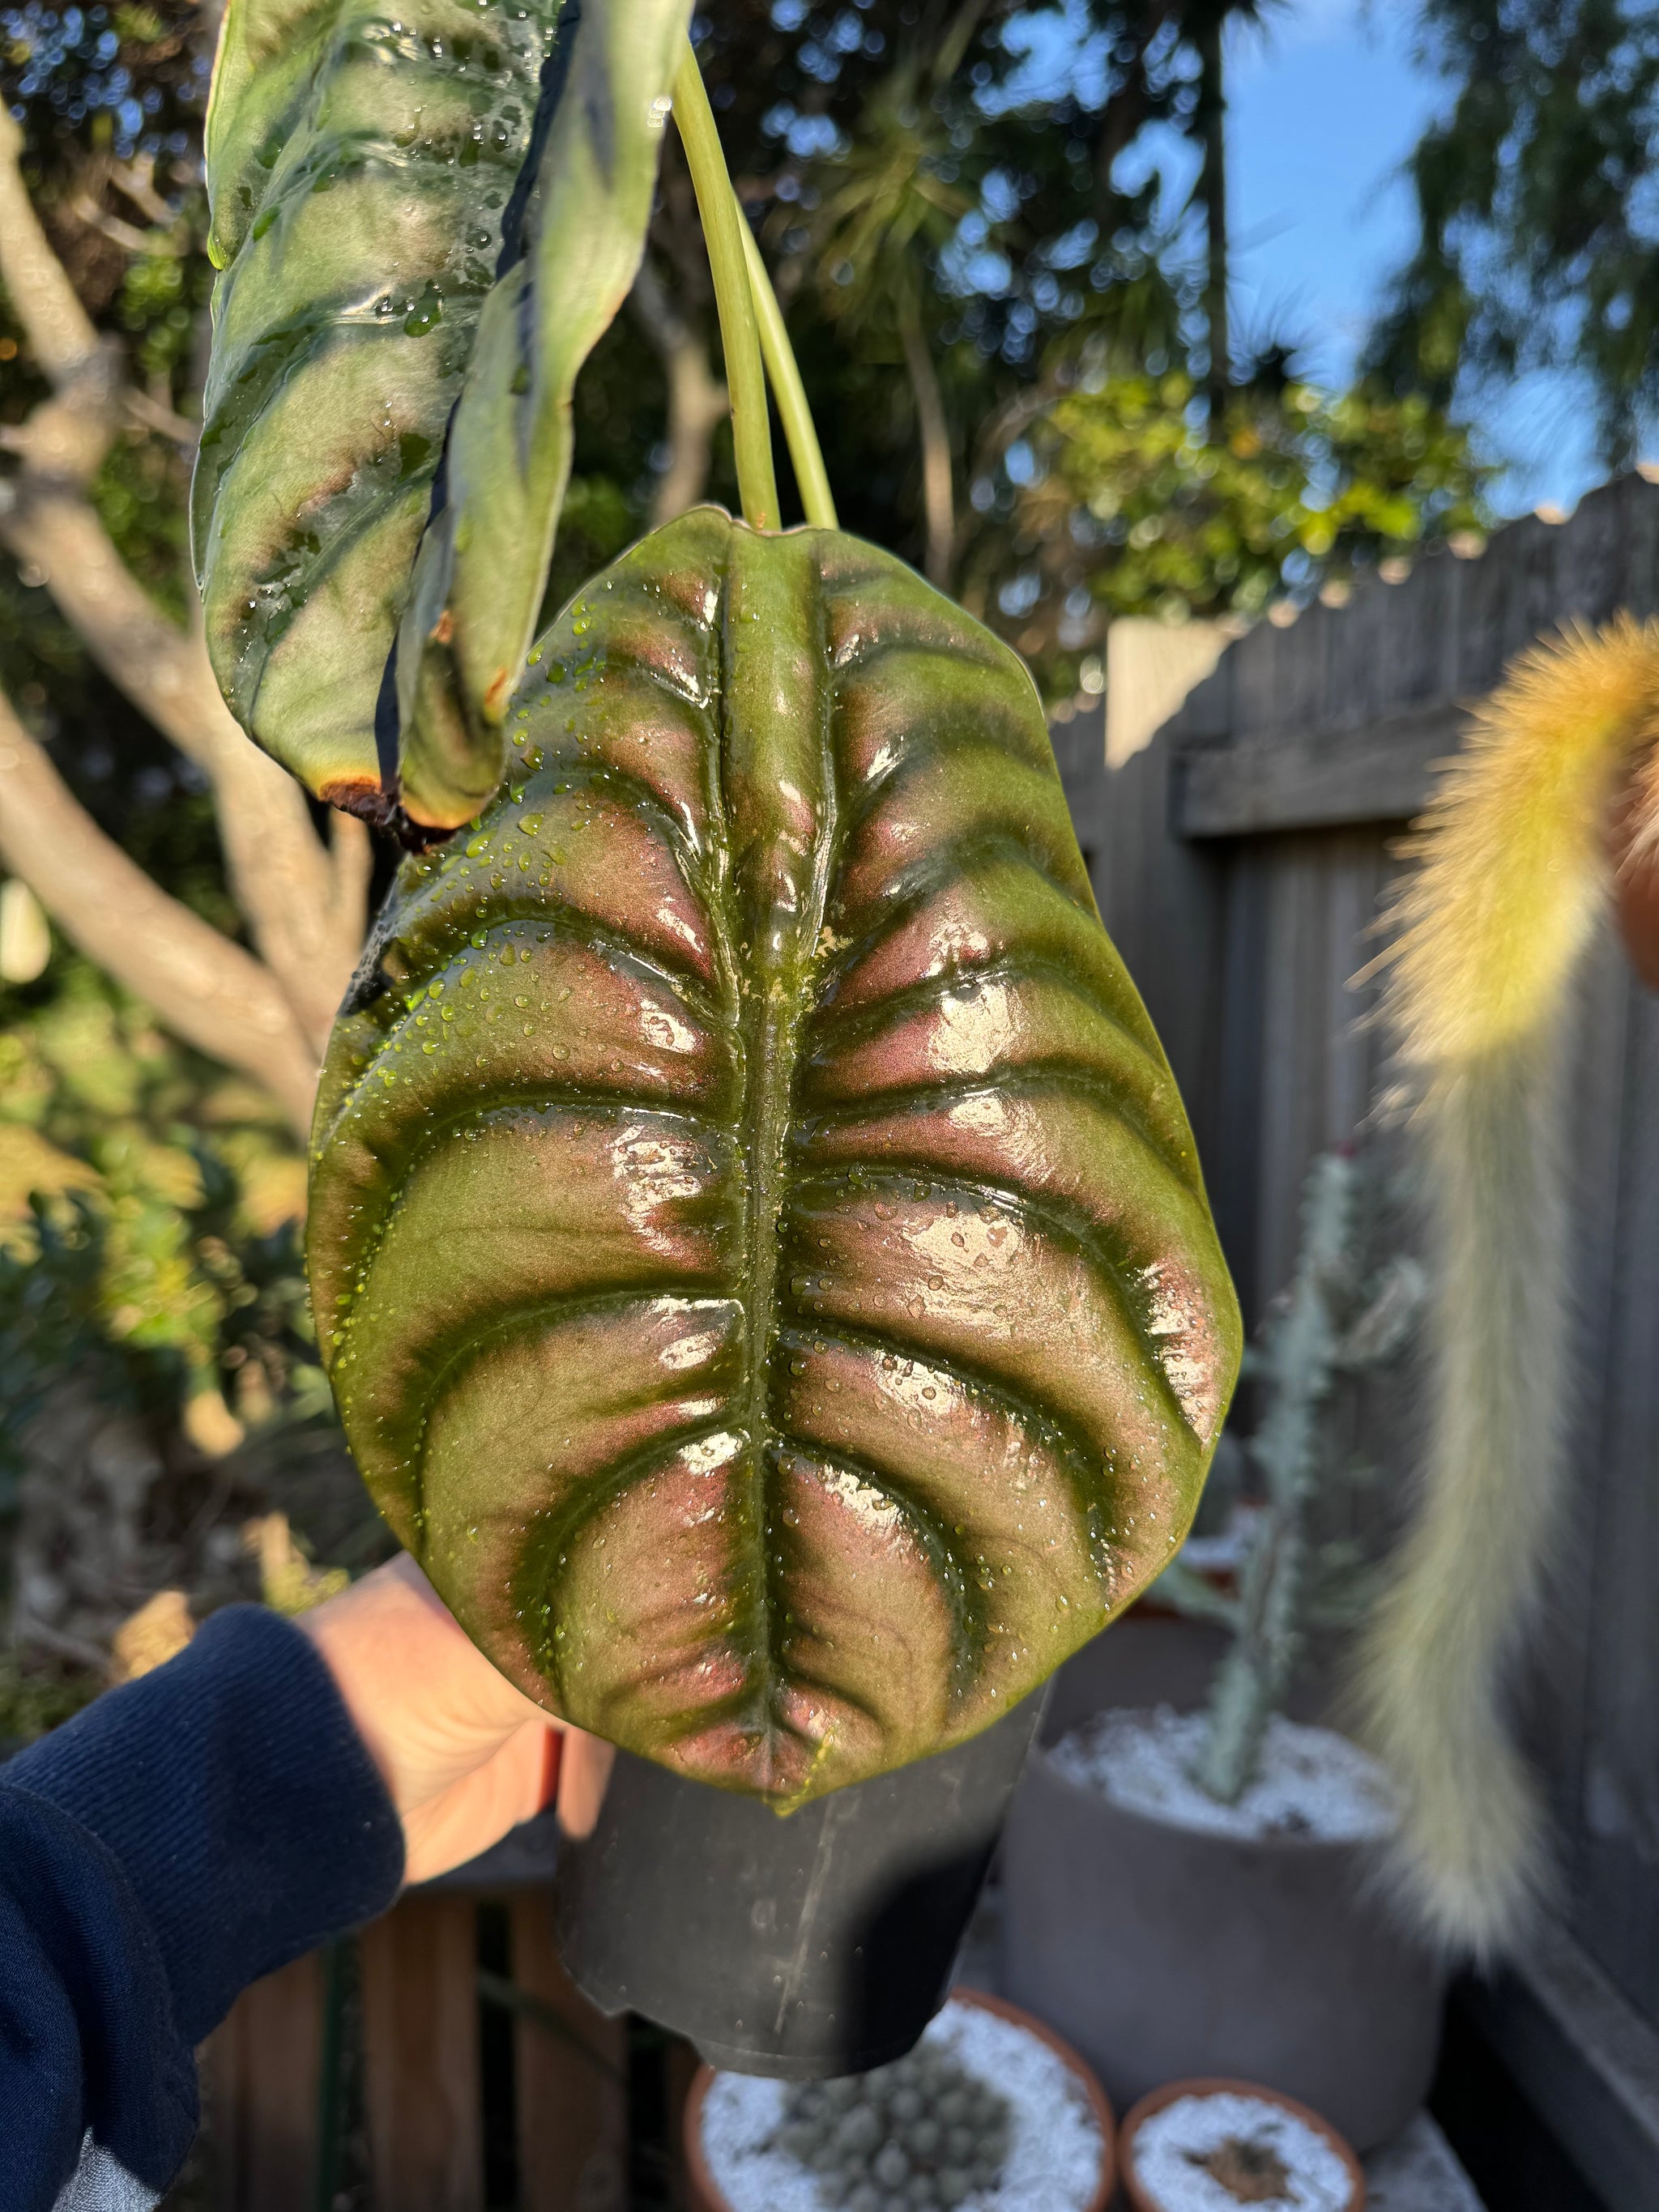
[1026,1733,1400,1859]
[1117,2073,1366,2212]
[682,1984,1117,2212]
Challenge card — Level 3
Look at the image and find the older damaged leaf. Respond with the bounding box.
[391,0,693,829]
[193,0,566,814]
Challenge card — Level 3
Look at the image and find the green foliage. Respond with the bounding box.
[0,555,233,928]
[0,1647,98,1746]
[0,0,212,175]
[991,366,1489,685]
[117,215,211,386]
[2,0,1495,715]
[92,428,192,617]
[0,961,330,1512]
[796,53,975,341]
[1369,0,1659,464]
[541,471,648,624]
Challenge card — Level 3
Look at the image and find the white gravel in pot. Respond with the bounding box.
[699,1996,1106,2212]
[1050,1707,1397,1845]
[1129,2088,1357,2212]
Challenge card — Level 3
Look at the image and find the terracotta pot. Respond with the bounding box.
[682,1986,1116,2212]
[1118,2076,1365,2212]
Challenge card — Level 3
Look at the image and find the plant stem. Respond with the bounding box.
[736,203,837,530]
[898,279,953,587]
[672,44,778,532]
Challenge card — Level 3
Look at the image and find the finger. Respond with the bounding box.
[555,1728,616,1840]
[379,1554,559,1737]
[301,1554,562,1822]
[399,1719,561,1886]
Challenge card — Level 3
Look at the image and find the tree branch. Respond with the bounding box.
[0,484,365,1052]
[0,119,367,1055]
[898,283,954,589]
[0,106,103,383]
[630,259,729,526]
[0,684,318,1132]
[327,810,373,961]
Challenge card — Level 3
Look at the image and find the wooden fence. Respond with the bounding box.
[1048,473,1659,2212]
[198,1869,693,2212]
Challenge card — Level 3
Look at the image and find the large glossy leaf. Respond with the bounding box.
[194,0,687,831]
[309,509,1241,1805]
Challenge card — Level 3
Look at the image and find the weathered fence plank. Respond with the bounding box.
[1175,701,1465,837]
[508,1890,629,2212]
[1574,969,1659,2026]
[360,1891,485,2210]
[204,1950,324,2212]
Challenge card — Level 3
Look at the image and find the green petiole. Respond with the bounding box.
[736,197,838,531]
[671,43,779,532]
[672,39,836,534]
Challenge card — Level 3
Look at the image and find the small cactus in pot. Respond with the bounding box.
[1156,1145,1426,1805]
[771,2045,1013,2210]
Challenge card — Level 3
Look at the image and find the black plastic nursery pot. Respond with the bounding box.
[553,1688,1047,2079]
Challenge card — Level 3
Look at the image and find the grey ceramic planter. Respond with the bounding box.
[998,1737,1443,2154]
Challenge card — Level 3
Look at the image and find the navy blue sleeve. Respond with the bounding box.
[0,1604,404,2211]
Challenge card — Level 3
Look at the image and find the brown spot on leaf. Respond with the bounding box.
[318,778,454,852]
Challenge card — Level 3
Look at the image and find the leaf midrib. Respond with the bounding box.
[719,539,839,1740]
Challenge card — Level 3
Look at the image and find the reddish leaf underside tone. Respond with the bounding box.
[309,508,1242,1808]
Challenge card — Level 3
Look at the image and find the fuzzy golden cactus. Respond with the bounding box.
[1361,617,1659,1957]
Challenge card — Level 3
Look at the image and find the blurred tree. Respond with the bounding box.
[1369,0,1659,467]
[0,26,369,1135]
[740,0,1484,684]
[0,951,382,1684]
[1185,2,1287,424]
[973,357,1489,684]
[0,957,322,1470]
[659,0,1209,573]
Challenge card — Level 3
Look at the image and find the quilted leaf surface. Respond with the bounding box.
[194,0,564,812]
[393,0,692,827]
[309,509,1241,1805]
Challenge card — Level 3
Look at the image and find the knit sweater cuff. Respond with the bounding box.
[5,1605,404,2043]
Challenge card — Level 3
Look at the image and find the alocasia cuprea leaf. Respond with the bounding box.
[309,509,1242,1806]
[194,0,689,829]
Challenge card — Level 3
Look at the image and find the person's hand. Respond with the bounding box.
[299,1553,568,1885]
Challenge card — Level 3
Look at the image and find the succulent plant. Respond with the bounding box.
[1155,1148,1423,1805]
[307,508,1241,1804]
[772,2045,1012,2210]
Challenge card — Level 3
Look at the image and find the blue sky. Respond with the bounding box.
[1226,0,1618,517]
